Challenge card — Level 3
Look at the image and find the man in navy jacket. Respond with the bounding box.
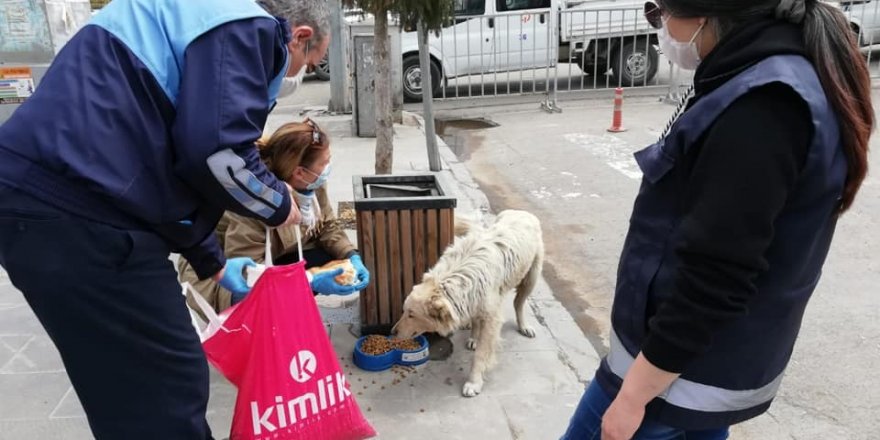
[0,0,330,438]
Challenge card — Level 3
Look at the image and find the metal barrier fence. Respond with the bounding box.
[555,7,663,91]
[411,6,683,110]
[409,2,880,110]
[429,11,559,101]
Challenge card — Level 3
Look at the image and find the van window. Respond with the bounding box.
[496,0,552,12]
[455,0,486,15]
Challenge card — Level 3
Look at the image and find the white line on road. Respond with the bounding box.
[563,133,643,180]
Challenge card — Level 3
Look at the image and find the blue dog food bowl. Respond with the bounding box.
[353,335,430,372]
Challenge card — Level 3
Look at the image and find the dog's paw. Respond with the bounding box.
[462,381,483,397]
[466,338,477,350]
[519,325,537,338]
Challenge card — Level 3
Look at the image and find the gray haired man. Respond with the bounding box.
[0,0,329,438]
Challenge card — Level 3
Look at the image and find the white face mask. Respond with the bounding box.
[658,18,705,71]
[278,65,307,99]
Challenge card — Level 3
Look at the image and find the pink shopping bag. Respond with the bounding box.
[187,247,375,440]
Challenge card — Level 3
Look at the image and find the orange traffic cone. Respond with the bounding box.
[607,87,627,133]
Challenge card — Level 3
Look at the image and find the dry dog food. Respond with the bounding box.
[360,335,421,355]
[390,338,422,351]
[361,335,394,355]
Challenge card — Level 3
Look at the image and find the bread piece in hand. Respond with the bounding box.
[308,259,358,286]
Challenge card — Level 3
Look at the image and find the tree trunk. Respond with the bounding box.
[373,8,393,175]
[418,20,441,172]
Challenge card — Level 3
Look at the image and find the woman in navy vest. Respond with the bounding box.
[562,0,873,439]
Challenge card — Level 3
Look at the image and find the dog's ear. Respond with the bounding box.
[428,293,452,322]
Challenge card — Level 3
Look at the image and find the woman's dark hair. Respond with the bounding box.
[659,0,873,213]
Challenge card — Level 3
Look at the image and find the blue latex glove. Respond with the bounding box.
[350,254,370,291]
[219,257,257,304]
[311,268,358,296]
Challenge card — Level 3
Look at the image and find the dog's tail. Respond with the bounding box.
[454,214,483,237]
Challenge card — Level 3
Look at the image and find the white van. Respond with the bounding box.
[836,1,880,47]
[399,0,657,101]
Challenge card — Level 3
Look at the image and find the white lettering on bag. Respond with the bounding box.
[251,351,352,436]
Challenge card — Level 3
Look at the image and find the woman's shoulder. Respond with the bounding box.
[223,211,266,236]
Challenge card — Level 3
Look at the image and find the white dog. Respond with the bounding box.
[392,210,544,397]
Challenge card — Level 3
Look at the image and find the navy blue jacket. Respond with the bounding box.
[0,0,292,279]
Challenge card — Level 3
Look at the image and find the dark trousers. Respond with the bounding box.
[0,188,212,440]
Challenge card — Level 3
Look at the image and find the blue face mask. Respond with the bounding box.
[304,162,331,191]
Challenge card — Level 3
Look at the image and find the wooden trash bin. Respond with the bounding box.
[353,175,457,335]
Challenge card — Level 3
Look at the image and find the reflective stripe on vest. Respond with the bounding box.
[607,330,785,412]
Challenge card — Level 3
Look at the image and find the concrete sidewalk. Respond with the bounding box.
[0,110,600,439]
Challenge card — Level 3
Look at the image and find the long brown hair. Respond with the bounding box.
[660,0,873,213]
[256,120,330,182]
[802,1,873,213]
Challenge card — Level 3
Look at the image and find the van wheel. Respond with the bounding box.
[313,53,330,81]
[402,55,442,103]
[611,41,659,86]
[578,39,609,76]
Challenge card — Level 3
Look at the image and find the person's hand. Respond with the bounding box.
[214,257,257,303]
[601,393,646,440]
[349,254,370,291]
[279,183,302,228]
[600,353,678,440]
[311,268,358,296]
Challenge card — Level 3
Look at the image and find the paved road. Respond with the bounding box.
[438,95,880,439]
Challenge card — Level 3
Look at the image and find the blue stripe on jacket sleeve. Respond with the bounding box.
[171,17,291,226]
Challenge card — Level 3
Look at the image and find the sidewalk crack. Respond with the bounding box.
[500,403,524,440]
[528,299,590,385]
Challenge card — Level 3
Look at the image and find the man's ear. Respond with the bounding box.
[291,26,315,47]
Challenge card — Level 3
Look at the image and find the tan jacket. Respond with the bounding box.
[178,186,355,315]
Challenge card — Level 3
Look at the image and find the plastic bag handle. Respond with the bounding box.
[265,227,274,267]
[182,282,224,339]
[264,225,303,265]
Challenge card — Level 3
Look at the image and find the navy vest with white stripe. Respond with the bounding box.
[596,55,846,429]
